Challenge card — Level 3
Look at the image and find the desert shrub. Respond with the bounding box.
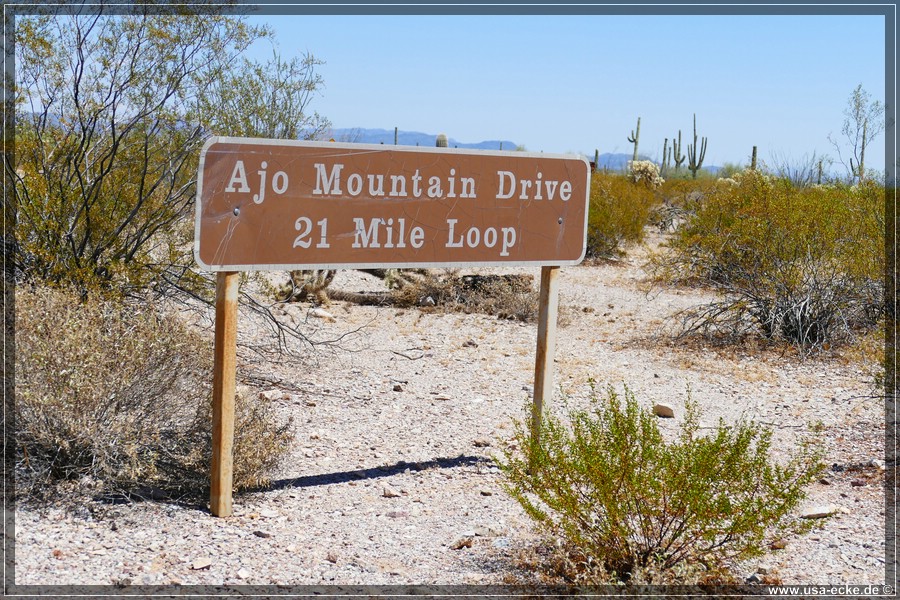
[500,384,824,585]
[287,268,541,322]
[656,171,884,351]
[586,172,660,258]
[716,162,747,180]
[15,285,292,501]
[649,178,719,232]
[392,270,539,322]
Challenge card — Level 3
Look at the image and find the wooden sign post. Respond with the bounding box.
[531,266,560,448]
[210,271,239,517]
[195,138,589,516]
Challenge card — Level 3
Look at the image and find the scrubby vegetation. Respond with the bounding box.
[653,171,885,353]
[585,167,661,259]
[278,268,540,322]
[10,12,322,503]
[500,384,825,585]
[14,286,292,502]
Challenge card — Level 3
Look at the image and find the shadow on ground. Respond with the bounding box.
[263,454,493,491]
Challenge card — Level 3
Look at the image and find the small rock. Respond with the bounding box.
[869,458,885,470]
[392,383,404,392]
[386,510,409,518]
[462,340,479,348]
[652,403,675,418]
[260,389,284,401]
[800,504,843,519]
[382,485,401,498]
[192,558,213,570]
[770,538,788,550]
[252,530,271,538]
[419,296,436,307]
[326,551,338,563]
[309,307,336,322]
[473,437,491,448]
[236,567,251,580]
[818,477,831,485]
[850,478,867,487]
[480,489,493,497]
[746,573,763,584]
[72,505,93,521]
[451,537,473,550]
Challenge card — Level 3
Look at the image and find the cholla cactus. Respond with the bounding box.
[629,160,665,188]
[720,169,774,188]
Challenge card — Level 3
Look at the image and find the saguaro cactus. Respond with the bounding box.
[394,126,399,145]
[687,114,707,179]
[661,138,670,175]
[627,117,641,163]
[672,130,686,172]
[750,145,758,171]
[435,133,448,148]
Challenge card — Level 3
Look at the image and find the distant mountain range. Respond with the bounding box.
[327,128,520,151]
[325,128,720,173]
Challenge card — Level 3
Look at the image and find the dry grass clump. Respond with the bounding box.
[389,270,539,322]
[271,268,541,322]
[15,285,292,502]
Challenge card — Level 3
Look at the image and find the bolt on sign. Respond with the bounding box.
[195,138,590,269]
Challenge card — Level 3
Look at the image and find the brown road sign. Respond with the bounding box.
[195,137,590,270]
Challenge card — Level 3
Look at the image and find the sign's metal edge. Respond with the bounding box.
[194,136,221,271]
[200,136,586,162]
[196,259,587,272]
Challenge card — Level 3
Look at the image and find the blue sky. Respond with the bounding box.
[244,12,888,173]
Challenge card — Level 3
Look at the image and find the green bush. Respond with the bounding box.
[15,285,293,501]
[586,172,660,258]
[656,171,884,351]
[500,384,824,584]
[649,178,719,232]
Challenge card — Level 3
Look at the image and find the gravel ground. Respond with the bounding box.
[13,232,890,590]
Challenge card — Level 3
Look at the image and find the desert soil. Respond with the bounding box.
[13,231,889,588]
